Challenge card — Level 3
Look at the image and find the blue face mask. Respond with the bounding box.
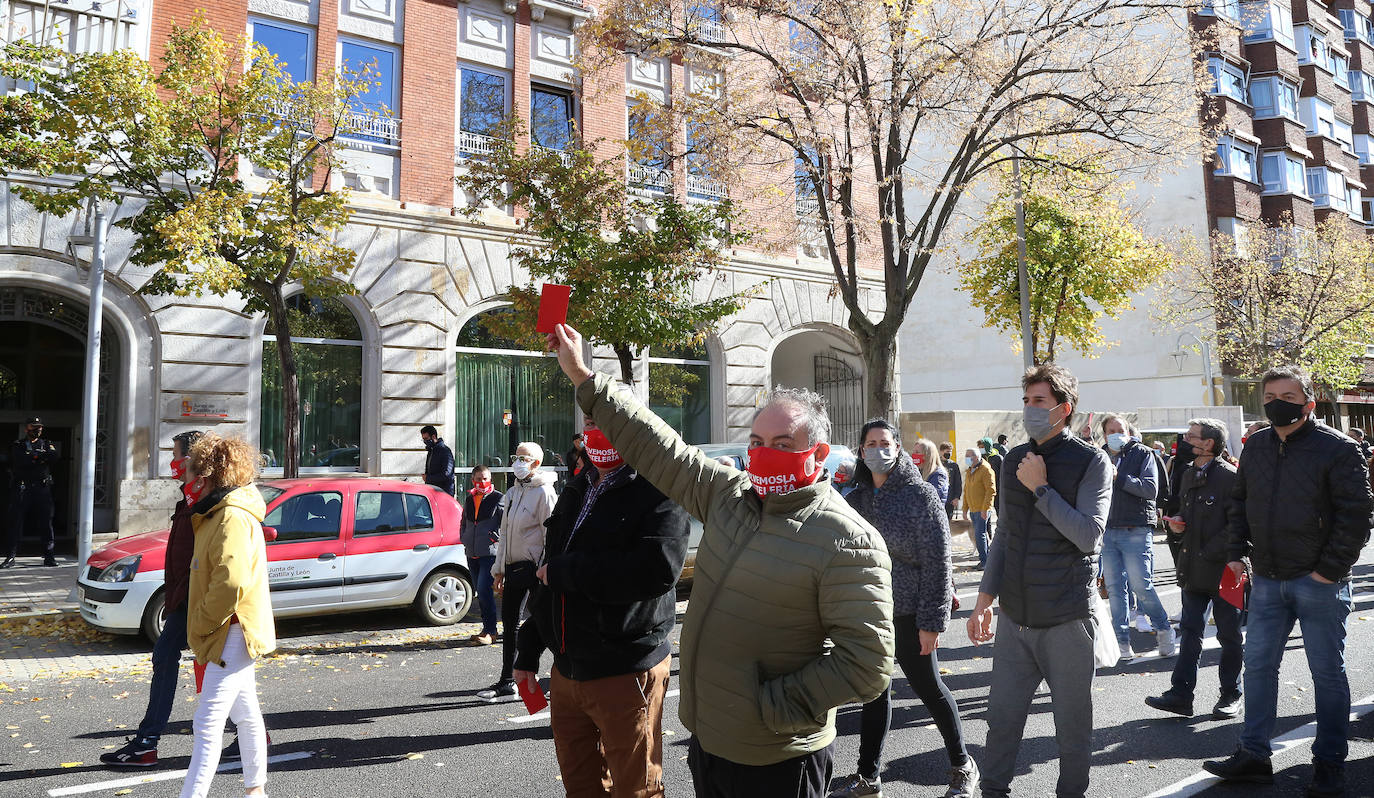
[1106,433,1130,452]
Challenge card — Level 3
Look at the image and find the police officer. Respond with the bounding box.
[3,416,60,568]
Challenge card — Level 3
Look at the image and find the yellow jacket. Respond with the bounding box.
[187,486,276,665]
[963,460,997,513]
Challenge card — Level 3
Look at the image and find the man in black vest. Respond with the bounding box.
[967,364,1112,798]
[3,417,60,568]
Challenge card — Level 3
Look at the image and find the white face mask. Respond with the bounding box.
[512,460,532,480]
[964,456,976,468]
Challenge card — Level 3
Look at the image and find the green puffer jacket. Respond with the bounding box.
[578,374,895,766]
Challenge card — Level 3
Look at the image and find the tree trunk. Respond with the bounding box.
[613,343,636,387]
[853,324,897,422]
[266,288,301,479]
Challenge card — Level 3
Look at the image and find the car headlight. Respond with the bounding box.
[98,554,142,583]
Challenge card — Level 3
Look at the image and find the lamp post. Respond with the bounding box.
[1174,331,1215,406]
[1013,157,1033,368]
[68,203,109,579]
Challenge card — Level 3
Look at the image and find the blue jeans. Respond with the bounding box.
[1101,526,1170,645]
[135,603,188,744]
[468,555,498,635]
[969,511,990,566]
[1171,588,1243,698]
[1239,574,1352,763]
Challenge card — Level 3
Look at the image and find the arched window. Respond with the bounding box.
[261,296,363,471]
[648,341,712,444]
[454,306,574,475]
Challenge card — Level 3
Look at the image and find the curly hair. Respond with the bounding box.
[189,433,261,491]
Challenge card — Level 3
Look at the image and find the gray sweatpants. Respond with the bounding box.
[980,615,1096,798]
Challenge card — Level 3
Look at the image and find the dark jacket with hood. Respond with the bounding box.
[515,466,690,681]
[846,451,951,632]
[1174,458,1237,594]
[1105,438,1159,528]
[460,487,503,560]
[1226,421,1372,582]
[423,438,455,495]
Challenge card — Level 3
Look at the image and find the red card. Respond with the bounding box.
[1219,568,1247,610]
[518,678,548,714]
[194,661,207,693]
[535,283,572,334]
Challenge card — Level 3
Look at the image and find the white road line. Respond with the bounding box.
[1141,694,1374,798]
[505,689,681,725]
[46,751,314,797]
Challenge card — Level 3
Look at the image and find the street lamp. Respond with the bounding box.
[66,199,110,581]
[1172,331,1215,407]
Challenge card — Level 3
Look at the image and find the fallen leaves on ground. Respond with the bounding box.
[0,614,115,644]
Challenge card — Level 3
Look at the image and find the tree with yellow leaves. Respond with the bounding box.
[0,18,386,476]
[959,161,1173,364]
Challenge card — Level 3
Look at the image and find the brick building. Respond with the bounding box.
[0,0,882,547]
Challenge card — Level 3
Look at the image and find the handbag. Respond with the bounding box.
[1092,595,1120,669]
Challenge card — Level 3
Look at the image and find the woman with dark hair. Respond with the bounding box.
[829,419,978,798]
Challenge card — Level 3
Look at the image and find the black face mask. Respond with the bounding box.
[1264,398,1307,427]
[1175,437,1194,462]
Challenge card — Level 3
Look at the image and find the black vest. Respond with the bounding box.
[998,431,1101,628]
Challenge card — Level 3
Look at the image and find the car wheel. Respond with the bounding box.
[415,569,473,626]
[141,590,166,645]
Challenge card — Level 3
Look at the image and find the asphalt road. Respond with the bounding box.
[3,544,1374,798]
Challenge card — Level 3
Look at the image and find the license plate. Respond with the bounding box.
[77,586,86,603]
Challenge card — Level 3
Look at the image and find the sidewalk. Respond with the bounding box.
[0,555,80,617]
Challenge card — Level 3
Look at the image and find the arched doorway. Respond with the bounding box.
[769,327,864,449]
[0,287,119,554]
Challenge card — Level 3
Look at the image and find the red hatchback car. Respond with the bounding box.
[78,478,473,643]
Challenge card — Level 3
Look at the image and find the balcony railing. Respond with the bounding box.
[456,130,503,161]
[628,162,673,193]
[2,0,140,56]
[693,18,726,43]
[341,110,400,146]
[533,144,575,167]
[796,194,821,218]
[687,173,727,200]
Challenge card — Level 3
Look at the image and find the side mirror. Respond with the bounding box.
[262,526,278,542]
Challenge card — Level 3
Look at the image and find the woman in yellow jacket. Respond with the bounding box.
[180,434,275,798]
[962,447,997,570]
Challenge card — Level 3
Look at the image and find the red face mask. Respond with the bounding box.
[170,456,187,481]
[912,451,925,467]
[470,478,493,496]
[747,443,822,497]
[582,429,624,470]
[183,478,206,505]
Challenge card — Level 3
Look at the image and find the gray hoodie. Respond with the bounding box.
[492,470,557,574]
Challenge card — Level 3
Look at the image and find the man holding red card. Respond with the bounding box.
[1203,366,1373,798]
[1144,418,1243,721]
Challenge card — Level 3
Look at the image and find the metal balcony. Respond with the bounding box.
[628,162,673,193]
[686,173,727,200]
[341,111,401,146]
[456,131,503,161]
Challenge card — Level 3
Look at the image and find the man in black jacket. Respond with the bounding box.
[967,364,1112,798]
[513,414,689,798]
[938,442,963,520]
[1204,366,1372,798]
[3,417,60,568]
[420,425,455,495]
[1145,418,1243,720]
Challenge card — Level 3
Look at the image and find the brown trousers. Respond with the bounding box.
[549,654,672,798]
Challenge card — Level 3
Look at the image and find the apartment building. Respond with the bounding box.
[0,0,882,546]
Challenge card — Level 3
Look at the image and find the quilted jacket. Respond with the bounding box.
[578,374,894,766]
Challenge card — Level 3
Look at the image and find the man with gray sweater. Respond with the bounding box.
[967,363,1112,798]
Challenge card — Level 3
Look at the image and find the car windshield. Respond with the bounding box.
[258,485,285,504]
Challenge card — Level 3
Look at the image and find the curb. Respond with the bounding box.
[0,607,80,621]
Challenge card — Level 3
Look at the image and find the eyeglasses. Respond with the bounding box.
[510,455,535,465]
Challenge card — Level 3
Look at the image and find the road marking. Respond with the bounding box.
[1141,694,1374,798]
[46,751,314,797]
[505,689,681,725]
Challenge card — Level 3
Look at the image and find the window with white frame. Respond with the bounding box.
[1261,151,1308,195]
[1364,197,1374,224]
[1347,184,1363,218]
[1336,117,1355,154]
[1357,133,1374,164]
[457,66,510,159]
[339,38,399,146]
[1352,71,1374,102]
[1215,136,1258,182]
[1297,25,1333,70]
[1301,95,1337,139]
[249,17,315,83]
[1207,58,1248,101]
[1216,216,1249,255]
[1306,167,1348,210]
[1243,1,1295,48]
[1249,75,1300,120]
[1202,0,1242,22]
[5,0,142,57]
[1340,8,1374,43]
[1333,51,1351,87]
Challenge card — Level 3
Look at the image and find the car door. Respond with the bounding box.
[263,490,345,610]
[341,489,440,605]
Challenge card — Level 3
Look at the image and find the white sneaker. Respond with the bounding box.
[1157,625,1177,657]
[1135,613,1151,633]
[1118,643,1137,662]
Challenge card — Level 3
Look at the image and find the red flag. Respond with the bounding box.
[194,661,207,693]
[518,678,548,715]
[1219,568,1247,610]
[535,283,572,333]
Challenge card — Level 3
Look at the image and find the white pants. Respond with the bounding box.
[180,625,267,798]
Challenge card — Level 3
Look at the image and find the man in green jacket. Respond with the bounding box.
[547,324,894,798]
